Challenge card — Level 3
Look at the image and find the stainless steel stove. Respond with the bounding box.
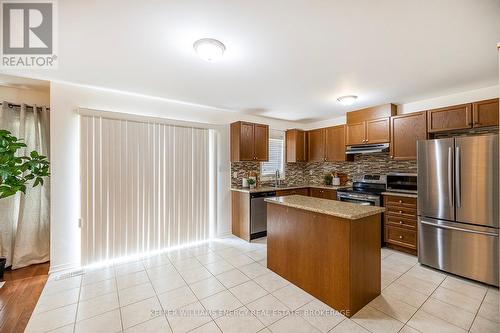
[336,174,387,206]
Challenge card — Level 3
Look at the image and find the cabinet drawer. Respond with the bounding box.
[384,195,417,208]
[385,225,417,249]
[385,215,416,230]
[385,206,417,219]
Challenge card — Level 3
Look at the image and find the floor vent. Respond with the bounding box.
[54,269,85,280]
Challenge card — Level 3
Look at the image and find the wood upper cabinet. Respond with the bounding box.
[286,129,307,162]
[230,121,269,162]
[325,125,347,161]
[346,104,396,145]
[427,104,472,132]
[390,112,427,160]
[253,124,269,161]
[308,126,347,162]
[472,98,499,128]
[307,128,326,162]
[366,118,390,143]
[346,122,366,145]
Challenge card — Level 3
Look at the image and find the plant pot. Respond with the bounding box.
[0,257,6,280]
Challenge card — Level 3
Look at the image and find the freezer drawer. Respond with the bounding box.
[418,217,499,286]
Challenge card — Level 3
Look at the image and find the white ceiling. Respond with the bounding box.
[3,0,500,122]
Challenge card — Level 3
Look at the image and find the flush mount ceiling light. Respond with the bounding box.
[337,95,358,106]
[193,38,226,62]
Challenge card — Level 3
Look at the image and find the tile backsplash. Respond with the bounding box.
[230,153,417,187]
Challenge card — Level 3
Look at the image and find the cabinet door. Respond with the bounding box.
[253,124,269,161]
[286,130,306,162]
[472,98,499,128]
[322,189,337,200]
[239,122,255,161]
[325,125,346,161]
[346,122,366,145]
[390,112,427,160]
[427,104,472,132]
[307,129,325,161]
[309,188,324,198]
[366,118,390,143]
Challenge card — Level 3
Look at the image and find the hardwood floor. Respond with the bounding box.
[0,262,49,333]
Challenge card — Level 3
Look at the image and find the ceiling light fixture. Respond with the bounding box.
[337,95,358,106]
[193,38,226,62]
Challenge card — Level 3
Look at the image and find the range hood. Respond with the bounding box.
[345,143,390,154]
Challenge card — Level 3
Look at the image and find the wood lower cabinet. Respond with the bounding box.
[383,194,417,255]
[230,121,269,162]
[309,188,337,200]
[325,125,347,161]
[307,128,326,161]
[286,129,307,162]
[390,112,427,160]
[231,191,250,241]
[276,188,309,197]
[427,104,472,132]
[472,98,499,128]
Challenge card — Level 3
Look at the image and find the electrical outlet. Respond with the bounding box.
[233,172,238,178]
[309,170,313,175]
[78,218,82,228]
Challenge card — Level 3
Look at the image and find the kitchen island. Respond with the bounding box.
[265,195,385,317]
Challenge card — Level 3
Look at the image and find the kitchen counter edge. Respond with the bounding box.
[265,195,385,220]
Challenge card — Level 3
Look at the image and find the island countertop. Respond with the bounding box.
[265,195,385,220]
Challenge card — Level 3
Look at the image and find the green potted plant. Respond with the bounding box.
[324,173,333,186]
[247,178,256,189]
[0,129,50,278]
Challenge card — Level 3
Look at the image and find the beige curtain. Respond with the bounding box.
[0,102,50,269]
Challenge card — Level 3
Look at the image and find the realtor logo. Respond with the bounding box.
[1,0,57,68]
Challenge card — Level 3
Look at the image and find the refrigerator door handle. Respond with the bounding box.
[420,220,498,237]
[448,147,453,207]
[455,146,461,208]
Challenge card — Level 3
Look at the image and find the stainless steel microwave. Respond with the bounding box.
[386,173,417,194]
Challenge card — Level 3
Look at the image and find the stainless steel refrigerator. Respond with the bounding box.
[417,134,499,286]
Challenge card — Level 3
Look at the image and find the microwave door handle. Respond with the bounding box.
[448,147,453,207]
[455,146,461,208]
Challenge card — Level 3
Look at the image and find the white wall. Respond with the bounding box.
[398,85,499,114]
[50,81,298,273]
[0,86,49,105]
[302,85,499,130]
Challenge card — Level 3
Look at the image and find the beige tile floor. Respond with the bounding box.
[26,236,499,333]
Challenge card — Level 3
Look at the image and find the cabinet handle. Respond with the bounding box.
[398,200,402,203]
[399,221,403,224]
[399,210,403,214]
[399,235,403,239]
[390,155,394,158]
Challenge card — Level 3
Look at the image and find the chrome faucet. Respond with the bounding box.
[275,169,281,187]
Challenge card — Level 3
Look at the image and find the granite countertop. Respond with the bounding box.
[265,195,385,220]
[381,191,418,199]
[231,184,350,193]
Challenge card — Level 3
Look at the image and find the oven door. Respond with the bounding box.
[337,192,380,206]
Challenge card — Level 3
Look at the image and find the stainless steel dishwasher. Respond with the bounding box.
[250,191,276,240]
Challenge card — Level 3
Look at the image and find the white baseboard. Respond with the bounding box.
[49,262,81,275]
[216,231,232,238]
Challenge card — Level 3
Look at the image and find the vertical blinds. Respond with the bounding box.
[80,115,211,265]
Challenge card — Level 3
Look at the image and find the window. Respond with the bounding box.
[261,130,285,178]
